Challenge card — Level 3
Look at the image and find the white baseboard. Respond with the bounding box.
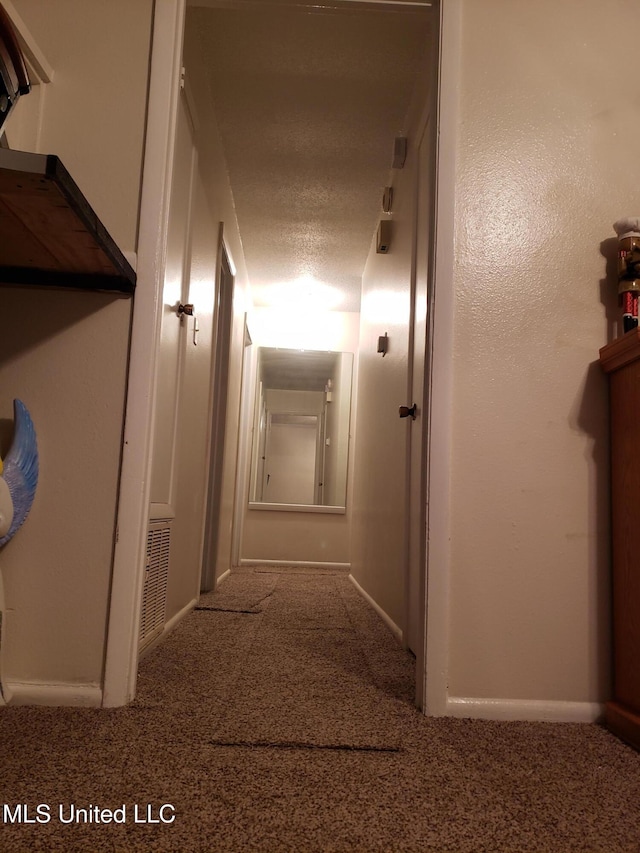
[4,681,102,708]
[240,559,350,572]
[216,568,231,586]
[348,574,403,643]
[138,596,198,660]
[165,596,198,634]
[446,696,606,724]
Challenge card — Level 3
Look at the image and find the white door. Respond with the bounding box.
[265,416,318,504]
[149,93,197,510]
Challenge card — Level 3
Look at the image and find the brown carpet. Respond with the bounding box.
[0,568,639,852]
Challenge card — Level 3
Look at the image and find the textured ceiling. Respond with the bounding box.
[188,1,432,312]
[259,347,339,391]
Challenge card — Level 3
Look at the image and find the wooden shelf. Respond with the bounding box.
[0,148,135,294]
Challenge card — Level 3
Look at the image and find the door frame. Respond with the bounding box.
[230,318,254,566]
[102,0,187,707]
[421,0,459,715]
[200,227,236,592]
[103,0,460,711]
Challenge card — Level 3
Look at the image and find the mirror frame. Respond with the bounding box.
[248,347,353,513]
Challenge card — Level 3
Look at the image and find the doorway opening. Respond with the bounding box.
[185,0,439,712]
[108,0,452,715]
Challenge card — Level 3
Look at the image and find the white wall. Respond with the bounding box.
[0,0,153,700]
[350,63,430,634]
[350,219,411,629]
[0,290,131,694]
[240,308,359,565]
[444,0,632,714]
[5,0,152,254]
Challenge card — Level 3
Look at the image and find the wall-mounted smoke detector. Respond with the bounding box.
[377,220,391,254]
[382,186,394,214]
[392,137,407,169]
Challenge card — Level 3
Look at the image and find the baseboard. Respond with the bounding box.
[240,559,350,572]
[138,596,198,660]
[216,568,231,586]
[446,696,606,724]
[348,574,403,643]
[4,681,102,708]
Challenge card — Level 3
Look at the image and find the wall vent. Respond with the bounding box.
[139,522,170,650]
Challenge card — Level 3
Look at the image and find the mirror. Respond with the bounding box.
[249,347,353,512]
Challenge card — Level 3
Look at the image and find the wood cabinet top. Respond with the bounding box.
[600,330,640,374]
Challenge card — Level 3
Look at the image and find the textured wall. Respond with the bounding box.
[350,57,431,634]
[0,0,153,696]
[447,0,637,704]
[0,291,131,690]
[6,0,153,253]
[350,210,412,629]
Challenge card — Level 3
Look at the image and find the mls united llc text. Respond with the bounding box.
[2,803,176,825]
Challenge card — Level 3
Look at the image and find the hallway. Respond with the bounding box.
[0,569,639,851]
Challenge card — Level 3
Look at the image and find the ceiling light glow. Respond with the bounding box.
[362,288,409,326]
[262,274,344,312]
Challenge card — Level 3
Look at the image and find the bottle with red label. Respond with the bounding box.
[614,218,640,335]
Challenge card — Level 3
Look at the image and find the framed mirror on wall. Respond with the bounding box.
[249,347,354,513]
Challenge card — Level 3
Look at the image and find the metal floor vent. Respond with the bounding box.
[140,523,170,650]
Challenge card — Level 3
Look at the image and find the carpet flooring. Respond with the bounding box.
[0,568,639,852]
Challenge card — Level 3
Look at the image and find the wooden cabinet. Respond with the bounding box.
[600,330,640,750]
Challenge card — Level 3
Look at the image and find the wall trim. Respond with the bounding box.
[216,568,231,586]
[348,574,403,642]
[138,597,197,661]
[5,682,102,708]
[241,558,350,572]
[421,0,461,718]
[446,696,606,724]
[191,0,433,9]
[165,597,198,635]
[231,315,254,567]
[248,503,346,515]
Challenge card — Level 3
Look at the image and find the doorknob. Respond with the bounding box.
[399,404,417,420]
[177,303,194,316]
